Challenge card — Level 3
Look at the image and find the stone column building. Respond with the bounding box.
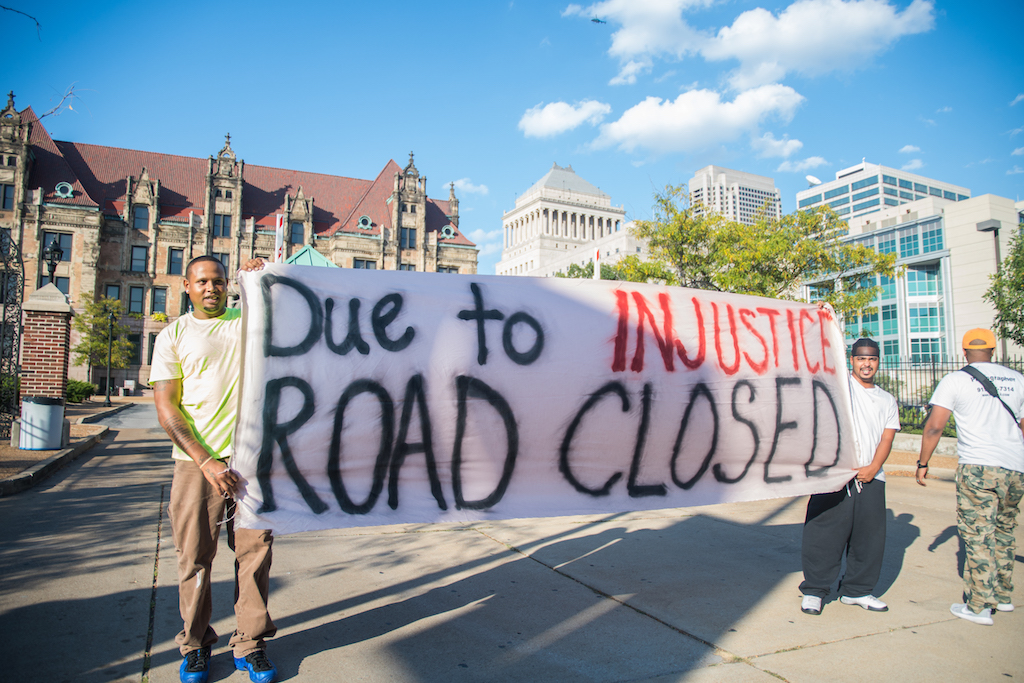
[496,163,628,278]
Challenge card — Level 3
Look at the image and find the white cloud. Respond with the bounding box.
[1011,126,1024,137]
[565,0,935,89]
[704,0,936,89]
[1008,166,1024,176]
[936,106,951,113]
[1011,94,1024,106]
[1013,147,1024,156]
[777,156,827,172]
[451,178,489,195]
[564,0,712,83]
[609,59,651,85]
[518,100,612,138]
[468,228,502,242]
[902,159,924,171]
[752,132,803,158]
[899,144,920,153]
[467,228,504,255]
[594,84,804,153]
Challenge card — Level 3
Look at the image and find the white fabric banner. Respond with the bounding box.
[234,265,856,534]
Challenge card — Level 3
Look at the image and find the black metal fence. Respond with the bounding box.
[853,356,1024,409]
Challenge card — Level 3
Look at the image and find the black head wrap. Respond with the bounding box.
[850,337,880,356]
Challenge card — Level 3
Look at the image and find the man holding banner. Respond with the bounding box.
[800,338,899,615]
[152,256,277,683]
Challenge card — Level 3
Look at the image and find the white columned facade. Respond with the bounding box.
[496,163,632,277]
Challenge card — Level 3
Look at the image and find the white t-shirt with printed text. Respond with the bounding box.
[849,375,901,482]
[928,362,1024,473]
[149,309,243,462]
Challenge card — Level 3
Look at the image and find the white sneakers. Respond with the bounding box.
[839,594,889,612]
[950,602,994,625]
[801,595,822,615]
[801,595,1011,621]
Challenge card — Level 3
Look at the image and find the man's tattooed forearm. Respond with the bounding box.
[163,413,202,454]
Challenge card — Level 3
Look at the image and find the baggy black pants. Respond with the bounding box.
[800,479,886,599]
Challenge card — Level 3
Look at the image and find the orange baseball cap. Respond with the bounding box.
[962,328,996,349]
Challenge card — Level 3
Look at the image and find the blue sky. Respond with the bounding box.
[8,0,1024,274]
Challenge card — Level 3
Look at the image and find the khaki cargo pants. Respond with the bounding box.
[168,460,276,657]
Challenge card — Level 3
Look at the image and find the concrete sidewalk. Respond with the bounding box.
[0,413,1020,682]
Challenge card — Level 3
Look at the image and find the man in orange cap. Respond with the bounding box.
[919,328,1024,626]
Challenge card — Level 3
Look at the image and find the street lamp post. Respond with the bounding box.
[42,237,63,286]
[976,219,1008,360]
[104,311,115,407]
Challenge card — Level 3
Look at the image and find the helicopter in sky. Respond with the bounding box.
[591,17,607,24]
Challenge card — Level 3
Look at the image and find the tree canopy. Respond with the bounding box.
[983,227,1024,347]
[624,185,900,319]
[71,295,136,369]
[554,261,621,281]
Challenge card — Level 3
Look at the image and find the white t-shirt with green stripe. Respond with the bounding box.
[149,309,242,462]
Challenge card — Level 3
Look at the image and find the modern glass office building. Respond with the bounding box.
[796,161,970,223]
[803,193,1024,362]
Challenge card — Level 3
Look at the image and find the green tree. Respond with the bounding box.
[71,295,135,369]
[983,227,1024,347]
[555,254,678,284]
[630,185,900,319]
[608,254,678,285]
[555,261,623,280]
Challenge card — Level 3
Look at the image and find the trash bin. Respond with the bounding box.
[19,396,65,450]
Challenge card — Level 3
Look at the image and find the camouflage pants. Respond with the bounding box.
[956,464,1024,612]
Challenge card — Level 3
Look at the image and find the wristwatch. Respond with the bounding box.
[916,461,929,469]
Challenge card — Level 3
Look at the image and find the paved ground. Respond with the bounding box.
[0,397,136,480]
[0,404,1021,682]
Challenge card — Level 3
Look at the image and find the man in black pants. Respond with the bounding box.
[800,338,900,615]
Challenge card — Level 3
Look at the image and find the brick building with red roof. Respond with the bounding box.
[0,93,477,389]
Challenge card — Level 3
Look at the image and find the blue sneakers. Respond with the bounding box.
[179,646,211,683]
[234,650,277,683]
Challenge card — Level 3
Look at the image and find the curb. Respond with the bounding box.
[0,427,110,497]
[73,402,134,424]
[891,432,958,457]
[885,464,955,482]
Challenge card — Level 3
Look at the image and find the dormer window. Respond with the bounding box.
[400,227,416,249]
[6,156,15,166]
[225,190,233,199]
[213,214,231,238]
[290,222,304,244]
[357,215,372,229]
[215,189,222,198]
[133,206,149,231]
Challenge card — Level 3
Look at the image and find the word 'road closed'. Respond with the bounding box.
[233,266,856,534]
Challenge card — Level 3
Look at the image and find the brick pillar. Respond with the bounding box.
[21,284,72,401]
